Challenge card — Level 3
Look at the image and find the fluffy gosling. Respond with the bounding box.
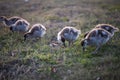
[95,24,119,37]
[10,19,30,33]
[81,28,112,54]
[57,26,81,47]
[84,24,119,38]
[24,23,46,41]
[0,16,22,27]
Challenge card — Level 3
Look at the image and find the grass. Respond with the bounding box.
[0,0,120,80]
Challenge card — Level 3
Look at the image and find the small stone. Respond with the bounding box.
[96,77,100,80]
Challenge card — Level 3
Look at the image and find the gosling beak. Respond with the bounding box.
[10,27,14,32]
[24,35,26,41]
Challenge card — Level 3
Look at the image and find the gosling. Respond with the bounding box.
[24,23,46,41]
[10,19,30,33]
[0,16,22,27]
[57,26,81,47]
[84,24,119,38]
[81,28,112,54]
[95,24,119,37]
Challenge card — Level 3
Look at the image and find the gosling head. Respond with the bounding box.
[113,27,119,32]
[9,24,17,32]
[0,16,6,21]
[24,33,31,41]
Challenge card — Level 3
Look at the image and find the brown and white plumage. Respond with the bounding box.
[84,24,119,38]
[24,23,46,41]
[10,19,30,32]
[57,26,81,47]
[81,28,112,54]
[0,16,22,27]
[95,24,119,37]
